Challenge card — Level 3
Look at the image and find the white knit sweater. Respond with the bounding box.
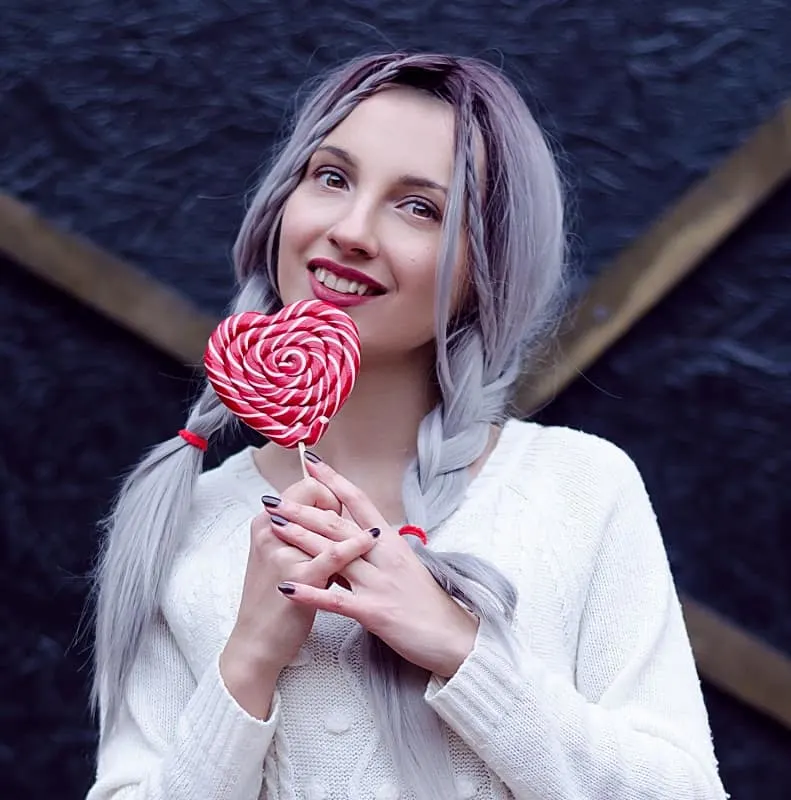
[87,420,727,800]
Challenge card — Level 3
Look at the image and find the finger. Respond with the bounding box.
[281,476,342,514]
[271,513,378,571]
[276,580,366,624]
[298,531,379,586]
[267,499,388,570]
[249,512,309,564]
[269,500,375,546]
[303,455,387,530]
[269,517,334,556]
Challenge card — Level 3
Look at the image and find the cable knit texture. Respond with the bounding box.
[86,420,727,800]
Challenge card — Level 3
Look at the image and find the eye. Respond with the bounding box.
[316,168,348,190]
[403,199,441,221]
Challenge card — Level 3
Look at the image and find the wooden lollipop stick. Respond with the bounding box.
[298,441,309,479]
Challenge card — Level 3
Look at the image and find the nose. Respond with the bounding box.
[326,198,379,259]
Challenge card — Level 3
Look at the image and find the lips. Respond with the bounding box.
[307,270,379,308]
[307,258,387,295]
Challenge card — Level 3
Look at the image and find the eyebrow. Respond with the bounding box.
[315,145,448,195]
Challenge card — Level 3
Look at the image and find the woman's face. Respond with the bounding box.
[277,86,467,362]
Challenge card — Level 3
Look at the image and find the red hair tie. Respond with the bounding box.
[178,429,208,451]
[398,525,428,546]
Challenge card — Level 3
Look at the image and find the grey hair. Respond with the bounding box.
[90,278,276,716]
[91,53,567,797]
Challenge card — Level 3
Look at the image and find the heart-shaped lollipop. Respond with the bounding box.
[204,300,361,449]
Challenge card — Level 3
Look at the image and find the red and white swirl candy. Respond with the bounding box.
[204,300,361,448]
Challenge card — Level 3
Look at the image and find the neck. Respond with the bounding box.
[313,350,438,474]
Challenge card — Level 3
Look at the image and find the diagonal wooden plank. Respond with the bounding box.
[683,598,791,729]
[0,194,218,365]
[515,98,791,414]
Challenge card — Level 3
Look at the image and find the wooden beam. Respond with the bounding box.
[515,99,791,414]
[682,597,791,729]
[0,194,218,365]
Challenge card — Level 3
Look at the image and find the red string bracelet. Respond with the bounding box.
[398,524,428,546]
[178,429,208,451]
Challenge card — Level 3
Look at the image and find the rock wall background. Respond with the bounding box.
[1,1,789,797]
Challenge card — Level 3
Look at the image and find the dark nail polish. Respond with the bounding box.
[261,495,281,508]
[303,450,322,463]
[277,582,296,595]
[269,513,288,526]
[369,527,381,538]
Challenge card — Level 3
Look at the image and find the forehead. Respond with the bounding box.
[321,86,457,182]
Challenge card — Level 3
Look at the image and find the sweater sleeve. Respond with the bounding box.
[425,449,728,800]
[86,611,279,800]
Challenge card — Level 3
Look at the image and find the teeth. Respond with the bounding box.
[313,266,375,296]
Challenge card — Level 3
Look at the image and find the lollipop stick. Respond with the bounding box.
[298,441,309,479]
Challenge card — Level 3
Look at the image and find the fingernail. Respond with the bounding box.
[277,582,296,595]
[269,513,288,526]
[369,527,381,538]
[261,495,281,508]
[304,450,322,463]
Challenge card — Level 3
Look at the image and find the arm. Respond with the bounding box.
[424,452,728,800]
[86,611,280,800]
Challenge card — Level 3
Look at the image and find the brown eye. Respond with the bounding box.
[317,169,347,189]
[405,199,440,221]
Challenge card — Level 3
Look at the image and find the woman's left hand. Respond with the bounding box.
[269,456,479,678]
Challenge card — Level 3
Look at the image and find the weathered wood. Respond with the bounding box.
[682,597,791,729]
[515,99,791,413]
[0,193,218,365]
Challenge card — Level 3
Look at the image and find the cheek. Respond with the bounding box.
[400,239,441,289]
[402,238,467,316]
[275,198,311,299]
[279,194,311,254]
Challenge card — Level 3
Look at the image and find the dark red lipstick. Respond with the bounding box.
[307,258,387,294]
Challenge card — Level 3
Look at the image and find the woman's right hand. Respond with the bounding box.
[219,476,376,719]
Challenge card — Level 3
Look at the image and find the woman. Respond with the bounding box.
[88,53,727,799]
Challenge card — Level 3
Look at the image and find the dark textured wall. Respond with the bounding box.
[1,1,789,798]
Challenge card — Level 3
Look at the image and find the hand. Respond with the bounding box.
[266,457,480,678]
[220,475,377,718]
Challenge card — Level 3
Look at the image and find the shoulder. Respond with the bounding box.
[500,418,643,480]
[183,447,263,549]
[495,418,651,520]
[489,421,665,605]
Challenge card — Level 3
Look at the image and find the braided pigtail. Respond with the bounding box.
[91,385,230,729]
[91,275,277,730]
[361,84,525,797]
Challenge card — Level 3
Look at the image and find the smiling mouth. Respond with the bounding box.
[308,261,387,297]
[312,265,374,296]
